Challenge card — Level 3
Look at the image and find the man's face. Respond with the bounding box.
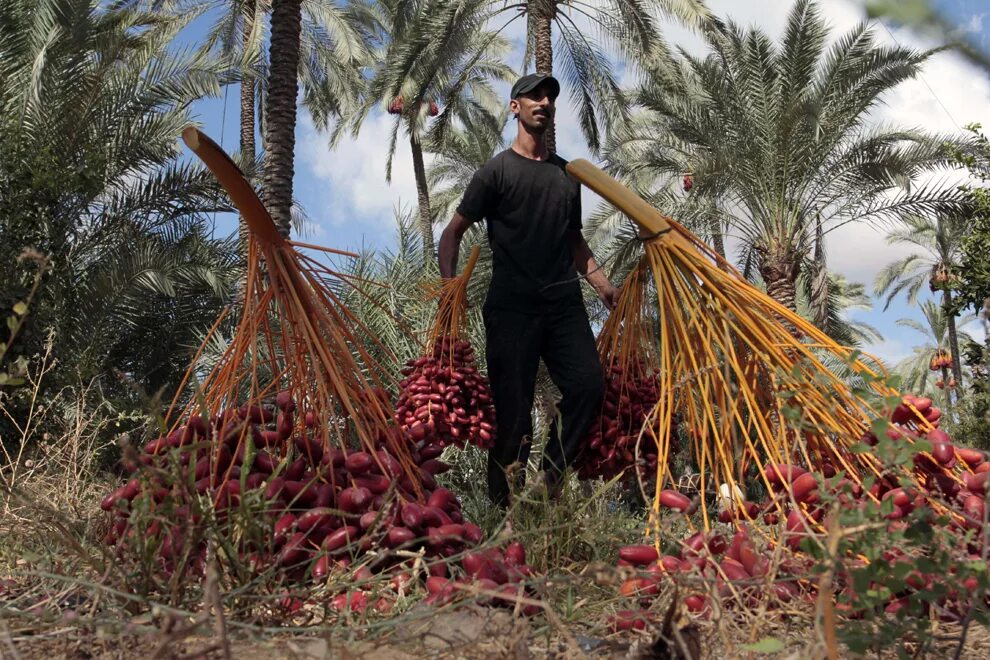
[510,82,556,132]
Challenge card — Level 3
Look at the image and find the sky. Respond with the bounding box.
[179,0,989,369]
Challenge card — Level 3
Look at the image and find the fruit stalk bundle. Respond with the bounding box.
[395,246,497,450]
[565,159,977,533]
[577,259,678,483]
[97,131,539,613]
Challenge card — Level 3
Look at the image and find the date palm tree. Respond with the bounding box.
[0,0,240,402]
[263,0,376,235]
[893,299,975,407]
[332,0,514,260]
[604,0,971,314]
[874,213,969,387]
[136,0,376,237]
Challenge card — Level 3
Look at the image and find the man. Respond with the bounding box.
[437,73,620,507]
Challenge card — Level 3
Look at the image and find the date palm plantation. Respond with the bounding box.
[604,0,970,314]
[875,213,970,387]
[5,1,990,655]
[340,0,709,258]
[332,0,515,260]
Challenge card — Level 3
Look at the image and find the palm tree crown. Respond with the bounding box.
[0,0,241,398]
[893,299,975,403]
[604,0,971,313]
[875,213,969,384]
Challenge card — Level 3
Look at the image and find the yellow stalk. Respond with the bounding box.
[566,159,947,533]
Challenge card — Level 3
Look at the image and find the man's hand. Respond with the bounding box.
[570,230,620,311]
[596,281,621,311]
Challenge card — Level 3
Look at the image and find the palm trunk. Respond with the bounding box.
[532,6,555,154]
[710,224,726,261]
[760,260,799,312]
[944,288,963,393]
[760,254,800,336]
[810,214,828,329]
[766,276,798,326]
[238,0,256,252]
[262,0,303,238]
[410,133,433,261]
[941,365,952,410]
[240,0,256,166]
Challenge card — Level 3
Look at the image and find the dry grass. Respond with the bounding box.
[2,370,990,658]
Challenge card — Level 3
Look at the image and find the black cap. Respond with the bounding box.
[511,73,560,100]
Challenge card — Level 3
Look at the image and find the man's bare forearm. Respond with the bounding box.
[584,261,613,295]
[571,231,620,310]
[438,231,459,279]
[438,212,473,279]
[572,235,609,293]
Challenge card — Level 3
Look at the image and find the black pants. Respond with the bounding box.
[483,299,604,507]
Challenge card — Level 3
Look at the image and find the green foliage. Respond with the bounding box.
[742,638,786,654]
[866,0,990,75]
[957,213,990,313]
[865,0,933,24]
[438,436,644,573]
[951,330,990,449]
[809,427,990,657]
[0,0,242,428]
[603,0,973,311]
[952,125,990,315]
[0,251,48,390]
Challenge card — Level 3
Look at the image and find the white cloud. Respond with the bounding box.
[965,13,985,35]
[860,336,913,366]
[823,223,917,286]
[298,112,432,232]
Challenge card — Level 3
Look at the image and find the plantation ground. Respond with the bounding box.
[3,388,990,659]
[4,468,990,660]
[6,595,990,658]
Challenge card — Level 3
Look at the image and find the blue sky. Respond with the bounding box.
[177,0,989,371]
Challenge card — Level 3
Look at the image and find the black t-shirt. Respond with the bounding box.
[456,149,583,310]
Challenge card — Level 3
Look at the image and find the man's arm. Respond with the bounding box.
[570,230,620,310]
[438,212,475,278]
